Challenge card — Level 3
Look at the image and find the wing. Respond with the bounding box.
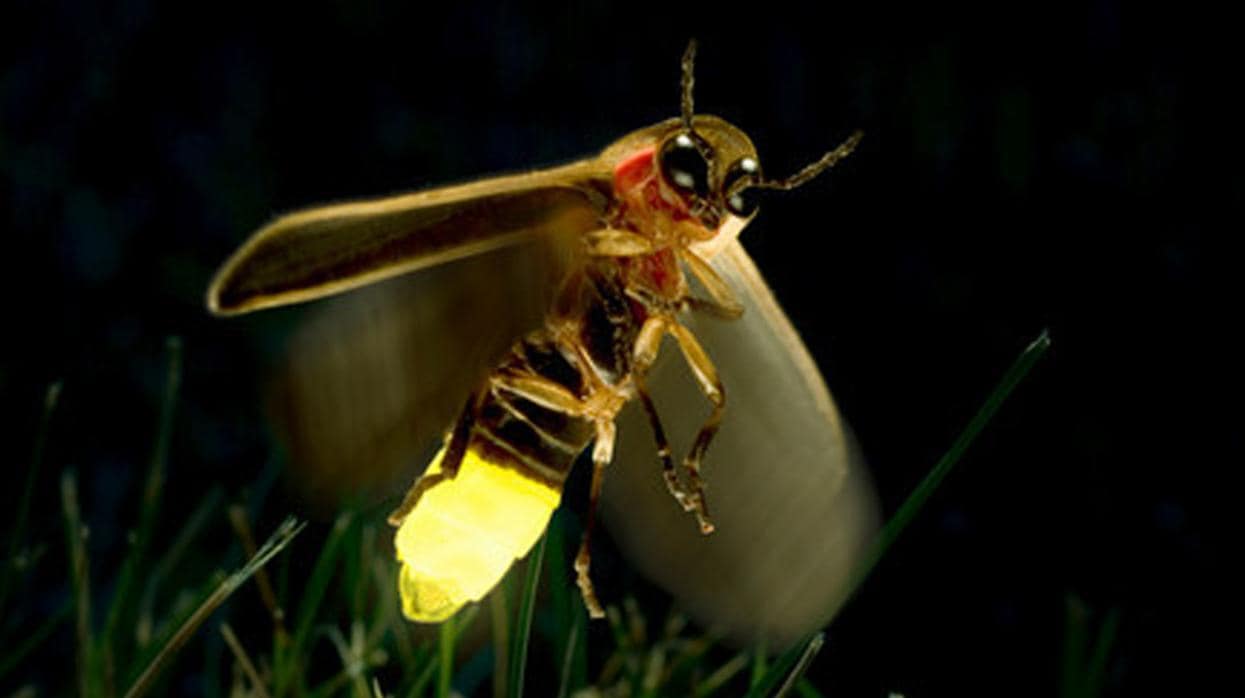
[207,159,611,315]
[267,234,576,513]
[210,158,611,510]
[604,238,879,651]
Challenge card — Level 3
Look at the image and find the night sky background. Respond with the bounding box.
[2,1,1237,695]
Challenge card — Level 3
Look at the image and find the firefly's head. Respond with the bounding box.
[656,117,764,233]
[651,40,862,242]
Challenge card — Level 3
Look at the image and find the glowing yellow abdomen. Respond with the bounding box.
[393,445,562,621]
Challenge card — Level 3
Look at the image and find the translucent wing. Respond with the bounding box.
[209,158,610,509]
[604,238,879,651]
[207,159,610,315]
[266,235,575,513]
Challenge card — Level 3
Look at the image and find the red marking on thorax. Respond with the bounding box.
[613,148,688,308]
[642,248,680,295]
[611,147,692,223]
[613,147,656,191]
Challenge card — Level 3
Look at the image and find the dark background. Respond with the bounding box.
[2,1,1237,695]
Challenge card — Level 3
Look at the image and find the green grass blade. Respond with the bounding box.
[794,678,826,698]
[136,486,224,648]
[743,633,823,698]
[0,381,62,621]
[506,532,548,698]
[62,470,96,698]
[1061,596,1088,698]
[546,512,586,696]
[749,639,768,689]
[228,504,289,639]
[105,338,183,656]
[694,651,749,697]
[220,622,271,698]
[846,330,1051,598]
[406,647,435,698]
[123,517,303,698]
[438,613,456,698]
[554,615,579,698]
[409,605,480,697]
[745,332,1050,697]
[1084,607,1121,697]
[491,576,511,698]
[1061,596,1121,698]
[545,515,569,662]
[0,596,72,683]
[276,513,352,696]
[770,633,824,698]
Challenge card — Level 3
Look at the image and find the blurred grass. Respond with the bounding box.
[1061,595,1122,698]
[2,331,1053,696]
[505,533,544,698]
[0,381,61,620]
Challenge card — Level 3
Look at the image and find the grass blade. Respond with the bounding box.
[743,633,823,698]
[794,678,826,698]
[220,622,271,698]
[1060,596,1088,698]
[491,577,511,698]
[694,651,749,697]
[123,517,304,698]
[554,617,580,698]
[770,633,823,698]
[438,613,456,698]
[0,596,72,684]
[749,640,767,689]
[1061,596,1121,698]
[105,338,183,658]
[409,605,480,697]
[1084,607,1121,697]
[846,330,1052,599]
[506,533,548,698]
[546,514,586,695]
[0,381,62,620]
[228,504,288,638]
[136,486,225,647]
[749,331,1051,696]
[274,512,352,696]
[62,470,95,698]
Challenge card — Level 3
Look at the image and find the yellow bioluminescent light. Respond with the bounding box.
[393,445,562,621]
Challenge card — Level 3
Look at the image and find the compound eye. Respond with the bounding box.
[660,133,710,196]
[722,157,761,217]
[726,187,760,217]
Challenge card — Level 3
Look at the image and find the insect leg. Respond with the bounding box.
[574,419,615,619]
[387,392,479,526]
[491,372,586,415]
[636,375,700,512]
[632,316,708,513]
[584,228,656,257]
[667,321,724,534]
[679,249,744,320]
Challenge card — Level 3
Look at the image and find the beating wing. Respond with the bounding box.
[604,238,879,651]
[265,232,578,513]
[208,158,609,510]
[207,159,610,316]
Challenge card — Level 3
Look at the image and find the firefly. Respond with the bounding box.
[208,42,873,634]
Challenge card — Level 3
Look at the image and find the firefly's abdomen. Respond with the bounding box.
[394,333,603,621]
[394,444,562,621]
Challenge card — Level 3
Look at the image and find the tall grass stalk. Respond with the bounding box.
[105,338,182,664]
[506,533,547,698]
[750,330,1051,695]
[123,517,304,698]
[848,329,1051,596]
[0,381,62,621]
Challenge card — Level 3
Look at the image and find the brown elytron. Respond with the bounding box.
[207,41,864,623]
